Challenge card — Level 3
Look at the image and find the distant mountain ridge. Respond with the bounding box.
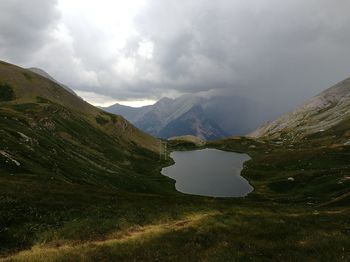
[103,94,275,140]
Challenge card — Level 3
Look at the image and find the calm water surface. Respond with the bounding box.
[162,148,253,197]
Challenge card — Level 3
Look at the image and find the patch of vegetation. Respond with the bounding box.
[36,96,52,104]
[95,115,109,125]
[110,114,119,124]
[0,83,15,101]
[167,140,204,151]
[22,72,32,81]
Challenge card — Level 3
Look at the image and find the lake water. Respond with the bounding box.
[162,148,253,197]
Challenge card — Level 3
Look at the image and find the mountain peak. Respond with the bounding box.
[155,97,173,105]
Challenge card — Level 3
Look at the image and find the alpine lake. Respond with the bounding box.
[162,148,253,197]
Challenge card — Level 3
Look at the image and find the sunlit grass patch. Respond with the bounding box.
[1,212,218,262]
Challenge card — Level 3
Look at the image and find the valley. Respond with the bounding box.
[0,61,349,261]
[1,135,349,261]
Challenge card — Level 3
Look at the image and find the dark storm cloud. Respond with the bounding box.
[0,0,59,62]
[134,0,350,109]
[0,0,350,110]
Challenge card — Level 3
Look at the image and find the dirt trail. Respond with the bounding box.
[1,212,218,262]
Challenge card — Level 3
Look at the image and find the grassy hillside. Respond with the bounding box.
[1,136,349,261]
[0,61,176,254]
[0,61,349,261]
[0,61,159,152]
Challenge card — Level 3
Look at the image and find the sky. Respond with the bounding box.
[0,0,350,109]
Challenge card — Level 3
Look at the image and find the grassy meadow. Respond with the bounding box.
[1,134,349,261]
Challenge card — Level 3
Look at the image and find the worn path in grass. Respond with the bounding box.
[1,212,217,262]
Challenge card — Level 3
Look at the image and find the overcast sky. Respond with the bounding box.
[0,0,349,109]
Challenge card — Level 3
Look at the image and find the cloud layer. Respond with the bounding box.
[0,0,350,110]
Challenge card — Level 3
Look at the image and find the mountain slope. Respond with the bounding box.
[131,95,207,136]
[159,105,228,140]
[102,103,141,120]
[0,61,164,193]
[27,67,77,96]
[250,78,350,141]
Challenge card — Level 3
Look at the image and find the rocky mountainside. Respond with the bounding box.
[103,94,274,140]
[158,105,228,140]
[249,77,350,142]
[0,60,163,192]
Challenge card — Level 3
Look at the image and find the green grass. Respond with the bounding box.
[0,62,349,261]
[1,128,349,261]
[0,83,15,102]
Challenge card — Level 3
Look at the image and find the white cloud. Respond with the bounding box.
[75,90,155,107]
[138,40,154,59]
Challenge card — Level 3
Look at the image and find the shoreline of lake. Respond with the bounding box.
[162,148,253,197]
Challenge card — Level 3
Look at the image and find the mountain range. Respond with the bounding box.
[103,94,276,140]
